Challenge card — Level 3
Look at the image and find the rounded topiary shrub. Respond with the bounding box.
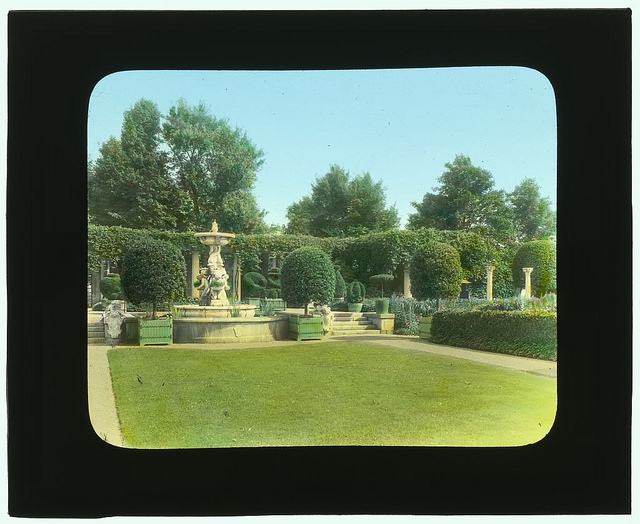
[280,247,336,316]
[511,239,556,297]
[409,241,463,301]
[120,237,186,319]
[100,273,123,300]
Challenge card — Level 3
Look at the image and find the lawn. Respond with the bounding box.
[108,341,556,448]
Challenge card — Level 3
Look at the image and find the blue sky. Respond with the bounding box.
[88,67,557,229]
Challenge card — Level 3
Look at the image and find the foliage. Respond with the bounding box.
[100,273,123,300]
[430,309,557,361]
[162,98,267,233]
[88,100,190,230]
[243,271,268,298]
[407,155,556,244]
[280,247,336,315]
[88,224,202,273]
[260,300,277,317]
[407,154,513,241]
[510,178,556,241]
[120,237,187,318]
[389,297,422,335]
[333,228,491,292]
[346,280,366,303]
[89,98,267,234]
[512,239,556,296]
[369,273,394,298]
[334,268,347,299]
[285,165,400,237]
[230,233,340,276]
[409,242,463,301]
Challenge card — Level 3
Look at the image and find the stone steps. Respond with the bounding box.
[330,312,381,336]
[88,321,106,345]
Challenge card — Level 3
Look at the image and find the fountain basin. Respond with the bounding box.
[173,315,289,344]
[173,304,256,318]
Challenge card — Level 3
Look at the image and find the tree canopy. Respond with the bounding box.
[407,155,555,243]
[285,165,399,237]
[510,178,556,242]
[88,98,268,234]
[88,100,186,230]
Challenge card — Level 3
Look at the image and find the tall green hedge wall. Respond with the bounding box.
[88,225,519,298]
[430,309,557,361]
[88,224,202,272]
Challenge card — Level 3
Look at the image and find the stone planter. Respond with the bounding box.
[418,316,432,340]
[375,298,390,314]
[138,318,173,346]
[347,302,363,313]
[289,315,323,341]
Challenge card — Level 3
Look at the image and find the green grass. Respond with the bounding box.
[107,342,556,448]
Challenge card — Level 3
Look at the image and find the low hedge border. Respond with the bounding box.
[430,309,557,361]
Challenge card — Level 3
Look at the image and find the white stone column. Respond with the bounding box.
[522,267,534,299]
[486,265,495,301]
[191,251,201,298]
[403,267,412,298]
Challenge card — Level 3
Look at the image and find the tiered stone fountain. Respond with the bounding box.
[173,221,256,318]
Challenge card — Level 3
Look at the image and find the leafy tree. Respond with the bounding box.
[162,99,266,233]
[120,237,187,318]
[280,247,336,316]
[285,165,399,237]
[510,178,556,241]
[407,155,513,241]
[409,242,463,302]
[88,100,189,230]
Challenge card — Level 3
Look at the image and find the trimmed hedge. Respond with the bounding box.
[409,242,463,300]
[430,309,557,361]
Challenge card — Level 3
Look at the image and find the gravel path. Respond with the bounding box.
[88,344,128,447]
[330,334,557,378]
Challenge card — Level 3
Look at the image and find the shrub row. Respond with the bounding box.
[430,309,557,361]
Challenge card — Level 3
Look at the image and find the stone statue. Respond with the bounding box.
[318,304,334,334]
[195,270,212,306]
[207,244,224,271]
[103,301,126,347]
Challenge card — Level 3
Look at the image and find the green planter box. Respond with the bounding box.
[418,316,432,340]
[347,302,363,312]
[289,315,323,341]
[375,298,390,314]
[138,318,173,346]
